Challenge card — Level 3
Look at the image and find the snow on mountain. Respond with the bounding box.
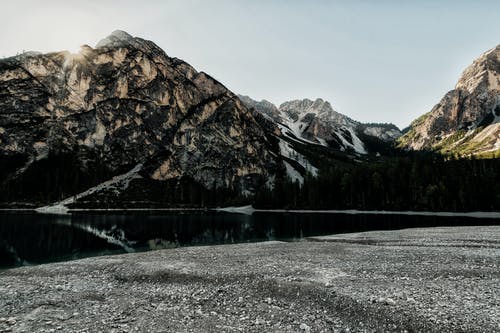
[240,96,401,157]
[239,96,367,153]
[278,139,318,176]
[277,99,366,154]
[283,161,304,185]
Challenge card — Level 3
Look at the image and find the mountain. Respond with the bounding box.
[399,45,500,157]
[238,95,281,121]
[1,31,496,210]
[237,95,405,185]
[277,98,367,154]
[239,95,402,155]
[0,30,278,206]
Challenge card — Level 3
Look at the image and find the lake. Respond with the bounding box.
[0,210,498,269]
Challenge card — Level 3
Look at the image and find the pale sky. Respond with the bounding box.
[1,0,499,128]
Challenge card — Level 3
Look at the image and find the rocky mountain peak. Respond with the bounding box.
[399,44,500,156]
[310,98,329,111]
[237,95,280,121]
[240,95,401,158]
[93,30,169,61]
[455,44,500,94]
[95,30,135,48]
[279,98,330,114]
[279,98,354,125]
[0,31,278,205]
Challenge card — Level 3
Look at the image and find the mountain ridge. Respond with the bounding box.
[239,95,402,154]
[0,31,498,210]
[399,44,500,157]
[0,30,279,205]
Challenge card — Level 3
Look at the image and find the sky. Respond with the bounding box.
[1,0,499,128]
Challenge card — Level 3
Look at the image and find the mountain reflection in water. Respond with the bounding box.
[0,211,497,269]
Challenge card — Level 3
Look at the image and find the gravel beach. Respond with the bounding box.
[0,226,499,332]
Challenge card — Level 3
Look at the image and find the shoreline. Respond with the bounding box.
[1,206,500,218]
[1,226,498,332]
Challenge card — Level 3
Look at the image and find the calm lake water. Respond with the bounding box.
[0,211,498,269]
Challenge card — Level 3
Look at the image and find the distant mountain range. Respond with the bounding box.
[0,31,498,208]
[238,95,402,184]
[239,96,402,153]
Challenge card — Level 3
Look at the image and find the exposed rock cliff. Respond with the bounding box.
[278,98,368,153]
[399,45,500,157]
[239,96,401,155]
[238,95,281,122]
[0,30,277,205]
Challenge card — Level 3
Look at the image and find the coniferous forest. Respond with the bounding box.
[1,148,499,211]
[253,154,500,211]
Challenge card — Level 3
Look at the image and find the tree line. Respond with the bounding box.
[253,154,500,211]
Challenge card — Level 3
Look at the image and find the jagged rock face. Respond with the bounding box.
[400,45,500,156]
[360,124,402,142]
[237,95,281,122]
[277,99,367,153]
[239,96,404,185]
[279,98,357,128]
[240,96,401,155]
[0,30,276,201]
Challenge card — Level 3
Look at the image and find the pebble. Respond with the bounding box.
[0,226,497,332]
[385,298,396,306]
[299,323,311,332]
[376,297,396,306]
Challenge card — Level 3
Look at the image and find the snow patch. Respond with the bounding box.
[317,138,328,146]
[332,128,366,154]
[283,161,304,185]
[346,127,367,154]
[278,139,318,176]
[277,123,319,146]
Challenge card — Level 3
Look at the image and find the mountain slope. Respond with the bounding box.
[399,45,500,157]
[278,98,367,153]
[0,30,278,206]
[239,95,402,155]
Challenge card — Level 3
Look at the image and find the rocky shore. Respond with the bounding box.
[0,226,499,332]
